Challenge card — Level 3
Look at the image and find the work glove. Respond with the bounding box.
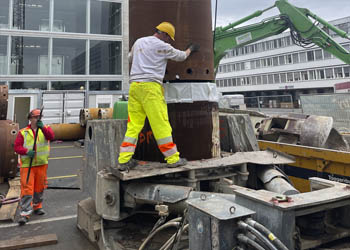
[37,120,44,129]
[27,150,35,158]
[186,43,200,53]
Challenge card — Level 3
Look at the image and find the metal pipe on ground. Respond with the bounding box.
[79,108,100,127]
[98,108,113,120]
[257,166,299,195]
[50,123,86,141]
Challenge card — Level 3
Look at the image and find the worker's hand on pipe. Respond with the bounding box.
[27,150,35,158]
[37,120,44,129]
[186,43,200,53]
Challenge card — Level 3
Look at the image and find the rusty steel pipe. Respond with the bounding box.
[0,120,19,178]
[129,0,214,82]
[0,85,8,120]
[98,108,113,120]
[50,123,86,141]
[79,108,100,127]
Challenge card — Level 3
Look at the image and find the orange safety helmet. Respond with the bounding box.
[27,109,41,119]
[156,22,175,41]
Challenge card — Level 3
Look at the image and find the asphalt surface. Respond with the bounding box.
[0,141,98,250]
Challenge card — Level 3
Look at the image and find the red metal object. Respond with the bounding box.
[0,120,19,178]
[0,85,8,120]
[129,0,214,82]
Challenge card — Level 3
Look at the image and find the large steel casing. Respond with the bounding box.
[129,0,214,82]
[0,85,8,120]
[0,120,19,178]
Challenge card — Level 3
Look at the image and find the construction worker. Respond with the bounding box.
[117,21,200,171]
[14,109,54,225]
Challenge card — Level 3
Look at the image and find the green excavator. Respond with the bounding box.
[213,0,350,70]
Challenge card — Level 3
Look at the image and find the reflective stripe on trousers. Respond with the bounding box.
[20,164,48,216]
[118,82,180,164]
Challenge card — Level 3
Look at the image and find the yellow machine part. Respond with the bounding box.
[258,140,350,192]
[50,123,86,141]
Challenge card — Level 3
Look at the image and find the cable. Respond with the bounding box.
[237,234,266,250]
[246,218,289,250]
[138,221,180,250]
[159,224,189,250]
[170,209,188,250]
[238,221,278,250]
[0,195,20,206]
[213,0,218,48]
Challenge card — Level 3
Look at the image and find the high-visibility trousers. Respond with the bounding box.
[118,81,180,164]
[19,164,48,216]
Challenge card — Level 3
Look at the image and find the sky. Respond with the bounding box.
[211,0,350,28]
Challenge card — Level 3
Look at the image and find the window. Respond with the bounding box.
[317,69,325,79]
[268,74,273,84]
[53,38,86,75]
[255,60,260,68]
[287,72,293,82]
[292,53,299,64]
[54,0,86,33]
[12,0,50,31]
[262,75,268,84]
[236,78,241,86]
[90,41,122,75]
[52,81,85,90]
[91,1,121,35]
[324,51,332,59]
[250,61,256,69]
[299,52,307,63]
[252,76,257,85]
[256,76,262,85]
[236,63,241,71]
[262,58,267,67]
[307,51,314,61]
[325,68,334,79]
[344,66,350,77]
[315,49,323,60]
[0,0,9,29]
[286,54,292,64]
[266,58,272,67]
[309,70,316,80]
[335,67,343,78]
[273,74,280,83]
[294,72,301,81]
[232,78,237,86]
[279,55,285,65]
[301,71,308,80]
[0,36,7,75]
[10,81,47,90]
[280,73,287,83]
[273,57,278,66]
[11,36,49,75]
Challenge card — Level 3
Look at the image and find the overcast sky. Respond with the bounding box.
[211,0,350,28]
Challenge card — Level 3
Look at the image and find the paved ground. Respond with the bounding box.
[0,141,98,250]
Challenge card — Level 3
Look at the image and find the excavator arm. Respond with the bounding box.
[213,0,350,70]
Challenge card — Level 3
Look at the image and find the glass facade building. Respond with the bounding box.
[216,16,350,104]
[0,0,129,91]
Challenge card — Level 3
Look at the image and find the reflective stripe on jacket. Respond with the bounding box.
[20,127,50,167]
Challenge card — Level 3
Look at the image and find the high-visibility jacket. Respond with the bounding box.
[20,127,50,167]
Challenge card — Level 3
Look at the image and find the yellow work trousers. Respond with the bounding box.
[118,82,180,164]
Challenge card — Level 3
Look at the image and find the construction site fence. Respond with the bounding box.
[300,93,350,133]
[244,95,294,110]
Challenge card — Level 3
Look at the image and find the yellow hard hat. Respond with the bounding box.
[156,22,175,41]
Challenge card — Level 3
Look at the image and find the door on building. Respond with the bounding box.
[42,91,85,124]
[14,97,31,129]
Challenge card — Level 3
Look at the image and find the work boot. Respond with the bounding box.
[34,208,46,215]
[18,216,29,226]
[167,158,187,168]
[117,159,138,172]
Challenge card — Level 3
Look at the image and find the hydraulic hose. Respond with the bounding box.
[237,234,265,250]
[159,224,189,250]
[0,195,20,206]
[246,231,271,250]
[138,221,180,250]
[238,221,278,250]
[246,218,289,250]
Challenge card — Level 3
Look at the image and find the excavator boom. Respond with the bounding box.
[213,0,350,70]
